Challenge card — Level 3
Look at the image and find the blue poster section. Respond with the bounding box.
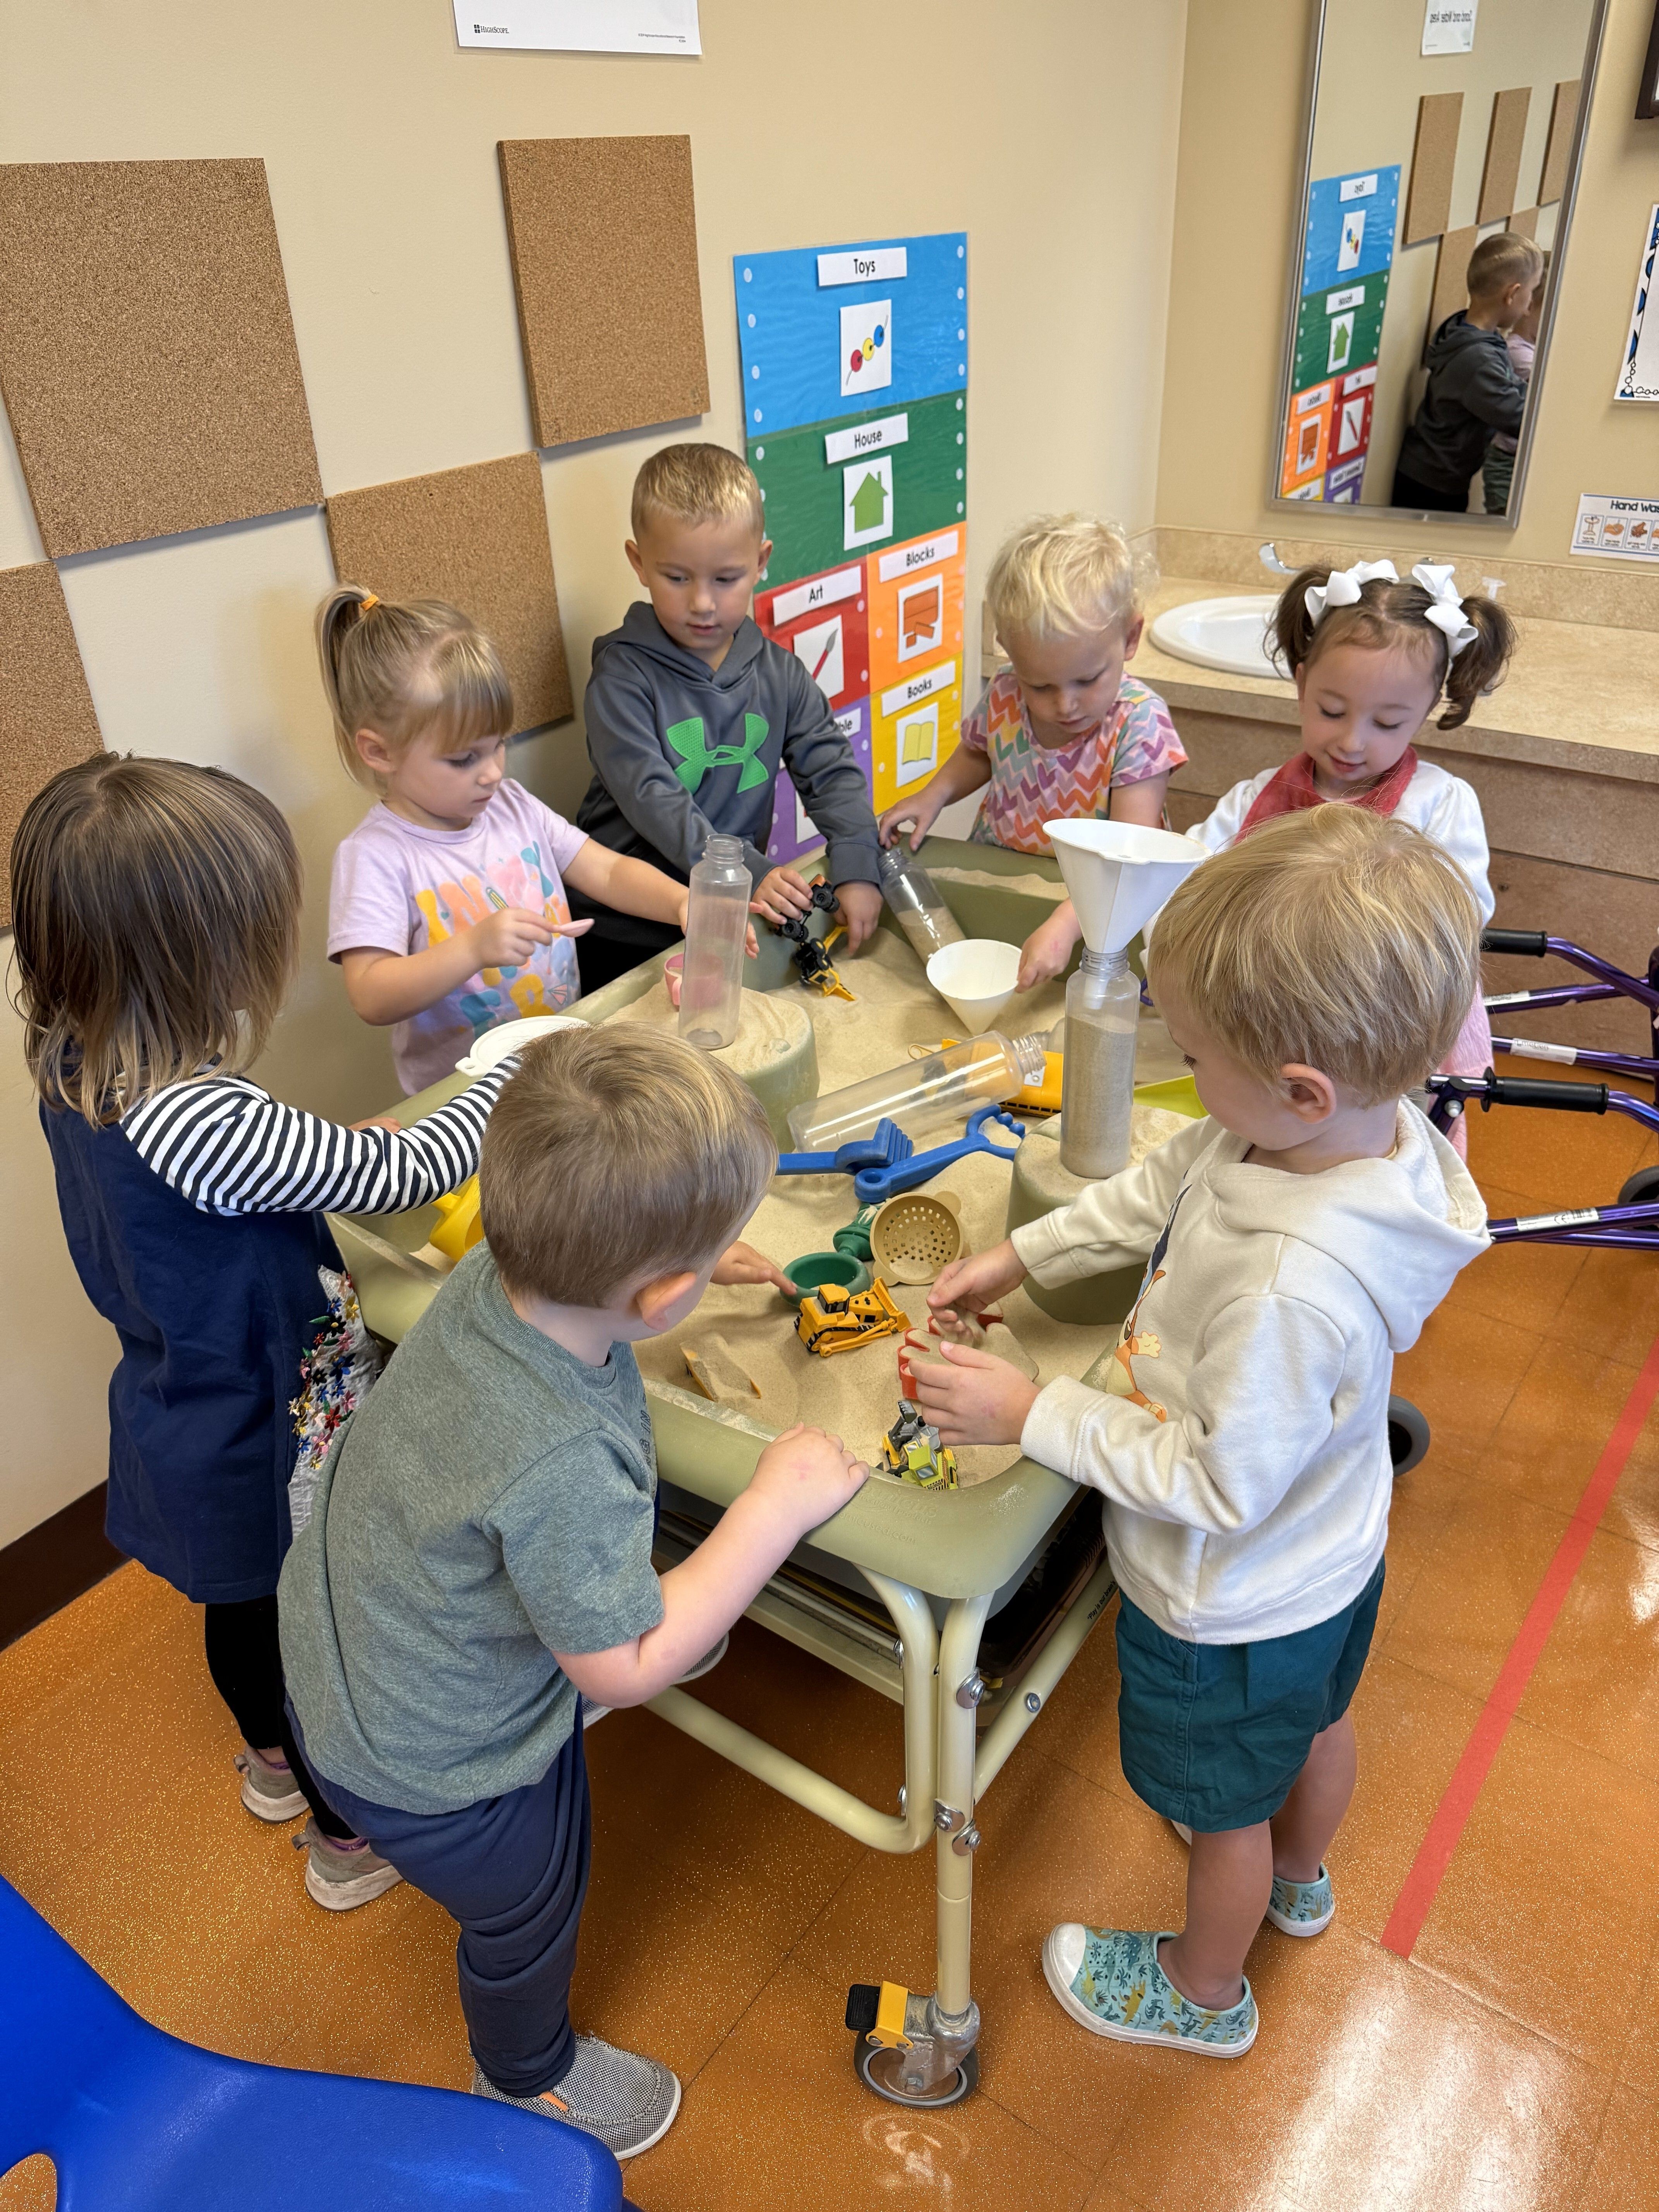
[1300,166,1401,294]
[734,232,968,438]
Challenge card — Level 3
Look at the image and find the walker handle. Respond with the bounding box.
[1481,928,1548,957]
[1484,1075,1609,1114]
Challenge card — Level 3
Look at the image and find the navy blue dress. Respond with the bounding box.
[43,1104,346,1604]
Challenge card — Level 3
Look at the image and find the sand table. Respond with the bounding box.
[613,930,1179,1487]
[611,979,812,1077]
[929,865,1069,905]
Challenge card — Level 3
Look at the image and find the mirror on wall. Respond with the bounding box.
[1274,0,1608,524]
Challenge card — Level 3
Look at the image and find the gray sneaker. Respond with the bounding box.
[292,1817,403,1912]
[234,1744,306,1822]
[471,2035,681,2159]
[582,1631,729,1731]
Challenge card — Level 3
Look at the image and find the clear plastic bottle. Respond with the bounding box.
[787,1031,1046,1152]
[1059,948,1140,1179]
[877,845,967,965]
[678,834,750,1051]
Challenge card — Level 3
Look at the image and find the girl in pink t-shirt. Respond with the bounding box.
[321,590,690,1093]
[878,516,1186,989]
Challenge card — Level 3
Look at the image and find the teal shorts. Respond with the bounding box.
[1114,1559,1384,1832]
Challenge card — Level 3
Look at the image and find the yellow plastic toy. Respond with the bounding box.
[879,1398,958,1490]
[795,1277,906,1357]
[428,1176,484,1262]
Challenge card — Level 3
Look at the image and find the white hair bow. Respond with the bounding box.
[1304,558,1398,627]
[1411,562,1479,658]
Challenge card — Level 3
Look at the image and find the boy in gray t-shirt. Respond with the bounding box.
[278,1026,867,2162]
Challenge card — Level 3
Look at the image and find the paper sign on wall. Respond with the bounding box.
[452,0,700,52]
[1571,492,1659,560]
[1421,2,1477,56]
[1616,204,1659,404]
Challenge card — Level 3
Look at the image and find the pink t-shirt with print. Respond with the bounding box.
[959,671,1186,855]
[328,779,588,1094]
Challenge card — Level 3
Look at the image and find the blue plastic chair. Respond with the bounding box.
[0,1874,633,2210]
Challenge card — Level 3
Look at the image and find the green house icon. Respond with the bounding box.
[850,467,888,532]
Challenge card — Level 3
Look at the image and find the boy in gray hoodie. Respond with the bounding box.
[1392,230,1543,513]
[910,807,1489,2059]
[572,443,883,992]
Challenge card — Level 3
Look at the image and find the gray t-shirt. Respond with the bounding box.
[278,1244,663,1814]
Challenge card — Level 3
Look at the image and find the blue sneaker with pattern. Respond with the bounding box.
[1267,1864,1335,1936]
[1041,1925,1257,2057]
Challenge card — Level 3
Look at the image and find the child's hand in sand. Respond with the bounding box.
[712,1242,793,1295]
[908,1340,1041,1448]
[748,1424,869,1535]
[929,1239,1027,1326]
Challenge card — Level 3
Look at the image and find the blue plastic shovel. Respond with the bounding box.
[777,1103,1025,1204]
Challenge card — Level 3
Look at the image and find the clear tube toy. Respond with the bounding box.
[678,834,750,1051]
[1059,947,1140,1179]
[787,1031,1046,1152]
[877,845,967,965]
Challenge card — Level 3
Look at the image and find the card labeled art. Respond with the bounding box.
[1616,204,1659,404]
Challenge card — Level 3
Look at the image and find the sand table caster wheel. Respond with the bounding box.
[853,2035,979,2108]
[1388,1395,1430,1477]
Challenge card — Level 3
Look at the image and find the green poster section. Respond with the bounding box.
[750,390,967,590]
[1292,272,1390,391]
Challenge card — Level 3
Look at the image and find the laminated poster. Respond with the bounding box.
[1281,168,1400,503]
[736,232,969,840]
[1615,204,1659,405]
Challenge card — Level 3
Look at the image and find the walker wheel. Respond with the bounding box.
[1617,1167,1659,1210]
[853,2037,979,2107]
[1387,1395,1431,1478]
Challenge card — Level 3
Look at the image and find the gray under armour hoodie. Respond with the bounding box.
[1396,310,1527,495]
[574,605,881,941]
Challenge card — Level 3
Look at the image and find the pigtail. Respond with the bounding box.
[314,586,375,776]
[1436,589,1516,730]
[1270,565,1330,677]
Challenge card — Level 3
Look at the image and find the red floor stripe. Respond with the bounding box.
[1381,1329,1659,1960]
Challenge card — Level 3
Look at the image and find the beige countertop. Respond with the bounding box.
[1135,578,1659,788]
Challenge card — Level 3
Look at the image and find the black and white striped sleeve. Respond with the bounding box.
[121,1063,518,1217]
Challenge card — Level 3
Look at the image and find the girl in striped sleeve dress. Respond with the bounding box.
[12,754,514,1911]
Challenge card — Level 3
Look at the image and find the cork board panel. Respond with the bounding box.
[1510,206,1540,240]
[1539,79,1581,206]
[1405,93,1463,245]
[0,563,103,925]
[1427,225,1480,356]
[498,136,710,448]
[326,454,571,734]
[0,161,322,559]
[1477,88,1532,225]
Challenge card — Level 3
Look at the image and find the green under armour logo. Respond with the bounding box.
[665,713,770,795]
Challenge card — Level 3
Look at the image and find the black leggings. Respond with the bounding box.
[203,1595,356,1840]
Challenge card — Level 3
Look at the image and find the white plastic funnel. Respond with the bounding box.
[1045,819,1208,955]
[926,938,1022,1034]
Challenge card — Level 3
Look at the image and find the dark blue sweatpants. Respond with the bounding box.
[290,1707,592,2097]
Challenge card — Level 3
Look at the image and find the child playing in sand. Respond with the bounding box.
[878,514,1186,989]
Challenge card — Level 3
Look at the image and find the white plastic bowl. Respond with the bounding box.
[453,1013,587,1076]
[926,939,1022,1035]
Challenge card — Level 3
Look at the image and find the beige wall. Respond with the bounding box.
[1158,0,1659,563]
[0,0,1189,1549]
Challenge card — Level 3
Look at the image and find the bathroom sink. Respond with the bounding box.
[1149,594,1281,679]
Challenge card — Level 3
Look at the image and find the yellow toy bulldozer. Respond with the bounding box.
[794,1278,906,1357]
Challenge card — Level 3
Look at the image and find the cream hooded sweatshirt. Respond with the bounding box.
[1012,1103,1489,1643]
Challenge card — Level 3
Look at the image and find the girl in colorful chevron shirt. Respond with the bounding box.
[322,590,689,1094]
[878,514,1187,989]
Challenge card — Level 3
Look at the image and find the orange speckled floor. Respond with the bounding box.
[4,1089,1659,2212]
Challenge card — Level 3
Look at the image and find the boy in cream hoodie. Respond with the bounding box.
[911,806,1489,2059]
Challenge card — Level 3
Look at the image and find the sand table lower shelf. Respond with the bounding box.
[617,930,1180,1486]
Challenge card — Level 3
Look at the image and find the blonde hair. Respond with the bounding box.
[1467,231,1544,302]
[480,1024,776,1307]
[315,587,513,787]
[631,443,765,543]
[1147,807,1479,1105]
[10,754,301,1124]
[986,514,1148,646]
